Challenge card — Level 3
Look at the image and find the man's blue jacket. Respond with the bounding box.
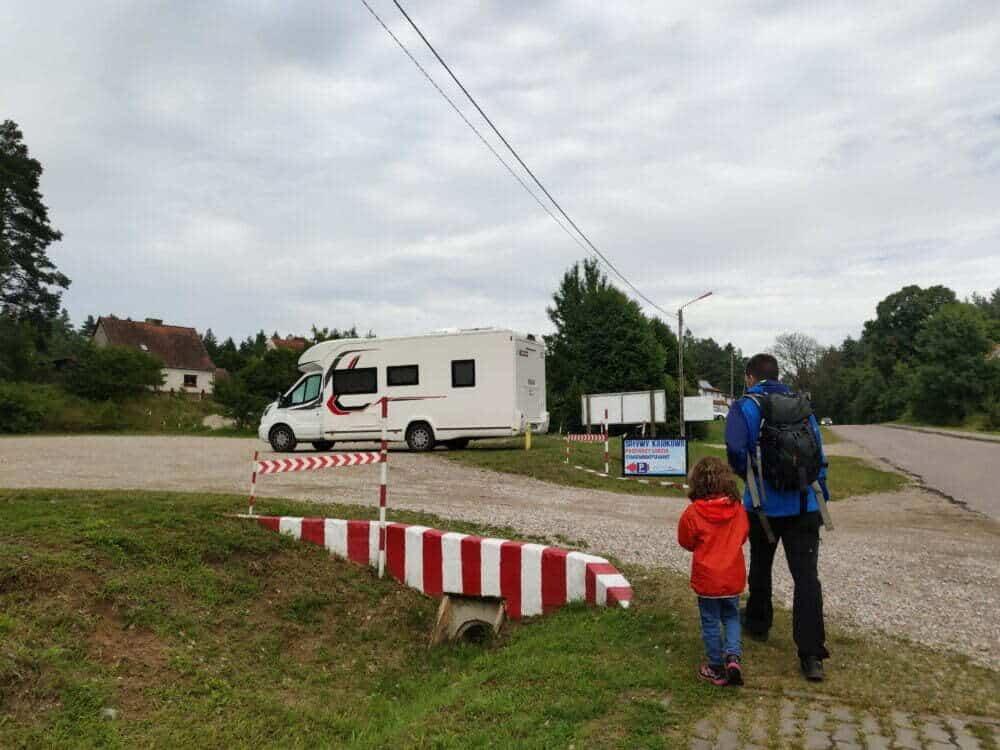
[724,380,827,517]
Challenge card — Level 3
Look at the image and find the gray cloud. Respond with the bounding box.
[3,0,999,353]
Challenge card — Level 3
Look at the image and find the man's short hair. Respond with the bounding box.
[746,353,779,382]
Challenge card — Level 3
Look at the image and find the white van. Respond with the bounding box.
[257,328,548,452]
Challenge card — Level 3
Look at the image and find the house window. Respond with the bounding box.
[387,365,419,387]
[184,374,197,388]
[333,367,377,395]
[451,359,476,388]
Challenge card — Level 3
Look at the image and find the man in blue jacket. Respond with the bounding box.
[725,353,829,681]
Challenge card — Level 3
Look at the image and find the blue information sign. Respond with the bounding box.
[622,438,688,477]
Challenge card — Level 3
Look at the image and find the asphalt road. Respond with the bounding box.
[832,425,1000,519]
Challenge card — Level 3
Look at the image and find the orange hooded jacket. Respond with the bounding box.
[677,494,749,597]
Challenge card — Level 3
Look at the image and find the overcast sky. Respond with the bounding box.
[4,1,999,352]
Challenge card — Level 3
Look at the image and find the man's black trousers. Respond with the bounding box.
[745,510,829,660]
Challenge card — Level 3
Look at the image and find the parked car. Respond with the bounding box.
[820,417,834,426]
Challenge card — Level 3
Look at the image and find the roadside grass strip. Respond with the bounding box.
[3,489,991,748]
[445,434,904,500]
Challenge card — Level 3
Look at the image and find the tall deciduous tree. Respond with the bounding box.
[545,258,665,430]
[0,120,67,326]
[861,284,956,378]
[773,332,822,393]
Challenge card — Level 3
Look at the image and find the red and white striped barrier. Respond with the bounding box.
[564,409,610,475]
[240,514,633,619]
[255,453,380,474]
[565,434,607,443]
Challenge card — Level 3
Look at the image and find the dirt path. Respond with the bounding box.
[1,435,997,666]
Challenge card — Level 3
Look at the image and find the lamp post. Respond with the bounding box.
[677,291,713,438]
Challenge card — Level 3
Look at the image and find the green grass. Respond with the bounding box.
[0,383,253,437]
[1,489,995,748]
[444,434,905,500]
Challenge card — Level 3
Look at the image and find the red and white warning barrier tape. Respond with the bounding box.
[255,452,380,474]
[240,514,633,618]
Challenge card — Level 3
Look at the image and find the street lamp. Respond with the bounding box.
[677,291,713,438]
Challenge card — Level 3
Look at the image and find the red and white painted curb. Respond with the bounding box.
[239,515,633,619]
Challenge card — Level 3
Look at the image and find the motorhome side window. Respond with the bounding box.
[333,367,377,395]
[289,374,321,405]
[451,359,476,388]
[387,365,419,387]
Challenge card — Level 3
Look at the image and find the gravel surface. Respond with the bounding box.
[833,424,1000,519]
[1,434,997,666]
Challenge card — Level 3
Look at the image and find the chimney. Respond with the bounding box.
[145,318,163,326]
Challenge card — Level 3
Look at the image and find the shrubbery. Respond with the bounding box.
[64,344,164,400]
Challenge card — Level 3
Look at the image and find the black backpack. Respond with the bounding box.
[746,392,822,494]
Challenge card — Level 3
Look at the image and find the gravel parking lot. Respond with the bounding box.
[2,434,997,666]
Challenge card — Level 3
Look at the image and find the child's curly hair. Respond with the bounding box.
[687,456,741,502]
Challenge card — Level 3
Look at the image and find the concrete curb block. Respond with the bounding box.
[239,514,633,619]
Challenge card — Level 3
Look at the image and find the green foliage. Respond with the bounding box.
[862,284,956,379]
[0,383,232,434]
[0,381,45,432]
[546,259,666,430]
[909,304,995,424]
[0,314,39,380]
[63,344,165,400]
[0,120,68,327]
[214,347,300,428]
[809,284,1000,428]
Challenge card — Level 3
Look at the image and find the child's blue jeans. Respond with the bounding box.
[697,595,741,666]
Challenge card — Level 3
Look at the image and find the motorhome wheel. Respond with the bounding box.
[406,422,436,452]
[269,424,297,452]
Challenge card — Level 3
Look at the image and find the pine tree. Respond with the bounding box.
[1,120,68,327]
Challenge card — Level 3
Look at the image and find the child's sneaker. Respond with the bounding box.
[725,654,743,686]
[697,663,728,686]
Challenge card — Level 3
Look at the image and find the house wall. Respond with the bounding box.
[161,368,215,394]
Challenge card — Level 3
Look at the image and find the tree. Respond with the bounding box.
[969,288,1000,320]
[908,304,995,424]
[1,120,68,327]
[214,337,243,372]
[0,314,38,381]
[79,314,98,337]
[202,328,220,361]
[773,332,822,393]
[862,285,956,378]
[214,347,300,428]
[545,259,665,430]
[310,325,359,343]
[64,344,165,400]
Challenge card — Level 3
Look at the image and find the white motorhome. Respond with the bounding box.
[257,328,548,452]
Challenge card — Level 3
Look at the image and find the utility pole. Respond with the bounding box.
[730,347,735,400]
[678,307,684,437]
[677,291,713,438]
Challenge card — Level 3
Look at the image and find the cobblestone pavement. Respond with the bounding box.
[688,693,999,750]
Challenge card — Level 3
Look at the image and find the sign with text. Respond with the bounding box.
[622,438,688,477]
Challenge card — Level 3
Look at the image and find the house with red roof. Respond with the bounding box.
[92,316,217,394]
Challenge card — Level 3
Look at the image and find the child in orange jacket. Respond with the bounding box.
[678,456,750,686]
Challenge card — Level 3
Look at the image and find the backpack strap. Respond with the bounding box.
[742,394,776,544]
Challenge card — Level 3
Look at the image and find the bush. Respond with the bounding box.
[0,382,46,433]
[64,344,164,400]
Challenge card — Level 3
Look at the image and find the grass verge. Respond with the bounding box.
[2,488,994,748]
[443,434,906,500]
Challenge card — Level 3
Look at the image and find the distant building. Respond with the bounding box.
[266,336,310,352]
[698,379,732,417]
[92,316,217,394]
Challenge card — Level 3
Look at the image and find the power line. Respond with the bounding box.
[358,0,593,261]
[365,0,677,319]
